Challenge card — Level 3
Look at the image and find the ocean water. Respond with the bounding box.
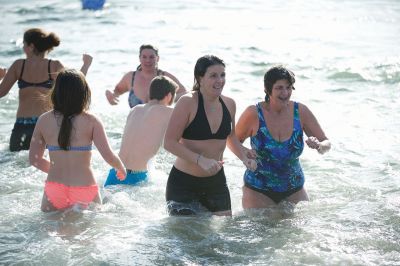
[0,0,399,265]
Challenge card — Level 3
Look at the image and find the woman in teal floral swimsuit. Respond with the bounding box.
[233,65,331,208]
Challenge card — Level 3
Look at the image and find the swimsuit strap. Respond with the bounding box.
[19,60,26,79]
[68,145,93,151]
[256,103,267,128]
[19,59,52,82]
[293,102,302,131]
[46,144,93,151]
[294,102,299,119]
[131,71,136,88]
[48,59,52,79]
[256,102,300,130]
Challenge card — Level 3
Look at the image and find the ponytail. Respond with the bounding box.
[51,69,91,150]
[58,115,74,150]
[23,28,60,54]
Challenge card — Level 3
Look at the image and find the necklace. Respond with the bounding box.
[207,102,220,112]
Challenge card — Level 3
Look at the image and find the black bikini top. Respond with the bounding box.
[17,59,53,89]
[182,92,232,140]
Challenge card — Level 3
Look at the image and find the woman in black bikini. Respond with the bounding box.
[0,28,92,151]
[164,55,256,216]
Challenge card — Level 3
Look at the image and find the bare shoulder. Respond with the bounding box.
[237,104,258,123]
[148,105,174,120]
[171,91,197,121]
[244,104,258,115]
[131,103,145,111]
[129,104,146,118]
[220,95,236,116]
[164,105,174,111]
[37,110,53,122]
[161,70,178,80]
[297,102,312,117]
[12,59,24,66]
[82,112,103,127]
[297,102,320,129]
[157,104,174,114]
[220,94,235,106]
[176,91,196,106]
[162,70,173,77]
[121,71,135,81]
[9,59,24,75]
[126,70,135,77]
[150,104,173,110]
[35,110,54,130]
[50,59,64,71]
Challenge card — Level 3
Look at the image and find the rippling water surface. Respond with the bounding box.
[0,0,399,265]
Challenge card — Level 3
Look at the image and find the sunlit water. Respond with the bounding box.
[1,0,399,265]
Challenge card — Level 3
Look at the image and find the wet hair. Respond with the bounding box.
[193,55,225,91]
[149,76,177,105]
[263,65,295,102]
[51,69,91,150]
[136,44,159,70]
[139,44,159,56]
[23,28,60,55]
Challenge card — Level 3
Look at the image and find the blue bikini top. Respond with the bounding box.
[128,69,165,108]
[18,59,53,89]
[46,145,93,151]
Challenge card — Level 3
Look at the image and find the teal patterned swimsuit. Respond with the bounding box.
[244,102,304,202]
[128,69,164,108]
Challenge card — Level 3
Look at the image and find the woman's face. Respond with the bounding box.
[270,79,293,103]
[199,64,226,97]
[139,49,159,70]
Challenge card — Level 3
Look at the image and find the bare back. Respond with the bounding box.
[30,111,97,186]
[16,58,63,117]
[119,103,173,170]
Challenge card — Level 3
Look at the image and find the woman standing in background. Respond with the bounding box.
[105,44,186,108]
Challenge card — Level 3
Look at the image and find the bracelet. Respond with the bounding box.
[196,154,202,165]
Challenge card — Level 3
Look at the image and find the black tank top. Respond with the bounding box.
[182,92,232,140]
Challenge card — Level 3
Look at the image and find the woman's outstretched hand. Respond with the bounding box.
[105,90,119,105]
[0,68,6,79]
